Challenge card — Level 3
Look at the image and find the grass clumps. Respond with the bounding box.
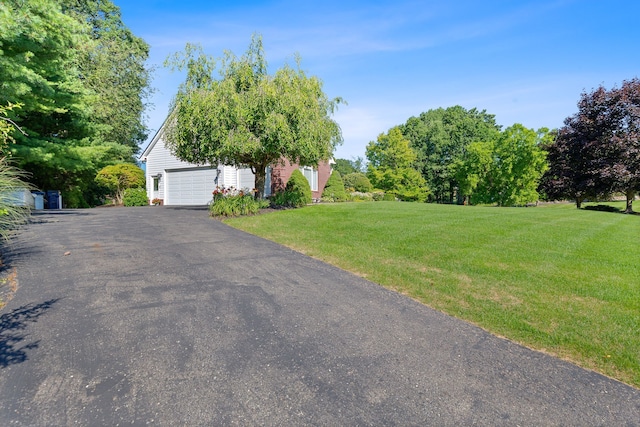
[0,158,31,241]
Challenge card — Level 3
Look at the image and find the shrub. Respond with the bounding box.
[95,163,145,205]
[383,193,397,201]
[372,190,385,201]
[210,186,268,217]
[269,191,289,208]
[272,169,311,208]
[322,171,348,202]
[64,187,90,208]
[349,191,373,202]
[343,172,373,192]
[123,188,148,206]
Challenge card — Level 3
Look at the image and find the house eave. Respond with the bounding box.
[139,116,170,161]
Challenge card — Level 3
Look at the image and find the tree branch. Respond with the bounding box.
[0,117,28,136]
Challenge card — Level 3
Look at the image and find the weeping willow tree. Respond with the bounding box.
[164,34,344,198]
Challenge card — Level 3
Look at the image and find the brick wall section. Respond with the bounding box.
[270,160,332,200]
[316,161,332,200]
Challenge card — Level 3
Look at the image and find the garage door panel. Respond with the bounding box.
[166,168,217,205]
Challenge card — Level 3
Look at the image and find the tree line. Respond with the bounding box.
[348,80,639,212]
[0,0,151,207]
[3,3,637,213]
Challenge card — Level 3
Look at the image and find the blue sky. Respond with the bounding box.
[119,0,640,160]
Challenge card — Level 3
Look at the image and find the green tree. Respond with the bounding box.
[95,163,145,205]
[0,103,26,154]
[0,0,91,138]
[333,157,366,177]
[366,127,429,202]
[333,159,357,176]
[164,35,343,199]
[400,106,502,203]
[322,170,347,202]
[0,0,151,206]
[452,140,494,205]
[542,79,640,212]
[490,125,549,206]
[60,0,152,151]
[454,124,549,206]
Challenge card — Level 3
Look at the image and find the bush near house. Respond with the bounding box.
[321,170,348,202]
[271,169,312,208]
[95,163,145,205]
[123,188,148,206]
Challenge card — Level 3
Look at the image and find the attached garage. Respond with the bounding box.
[165,167,218,205]
[140,119,331,205]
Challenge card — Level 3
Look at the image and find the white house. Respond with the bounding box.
[139,123,270,205]
[139,119,332,206]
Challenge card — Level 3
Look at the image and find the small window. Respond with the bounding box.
[300,166,318,191]
[153,177,159,191]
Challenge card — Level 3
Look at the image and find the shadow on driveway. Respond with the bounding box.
[0,299,59,368]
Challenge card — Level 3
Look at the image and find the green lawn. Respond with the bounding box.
[226,201,640,388]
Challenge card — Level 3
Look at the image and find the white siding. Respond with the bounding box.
[238,168,256,190]
[140,125,273,203]
[221,167,237,188]
[143,132,216,204]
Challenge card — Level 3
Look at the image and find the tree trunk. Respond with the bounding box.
[575,196,582,209]
[625,189,635,213]
[449,182,454,204]
[253,165,267,200]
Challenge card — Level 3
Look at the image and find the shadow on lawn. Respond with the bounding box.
[0,299,59,368]
[583,204,640,215]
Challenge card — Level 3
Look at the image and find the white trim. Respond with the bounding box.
[139,115,171,161]
[300,166,318,191]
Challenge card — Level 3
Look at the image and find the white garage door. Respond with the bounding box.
[165,168,218,205]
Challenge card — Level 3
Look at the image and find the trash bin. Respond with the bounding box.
[46,190,61,209]
[32,191,45,210]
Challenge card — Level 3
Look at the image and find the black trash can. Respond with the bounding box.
[46,190,61,209]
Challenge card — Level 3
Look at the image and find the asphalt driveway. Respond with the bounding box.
[0,207,638,425]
